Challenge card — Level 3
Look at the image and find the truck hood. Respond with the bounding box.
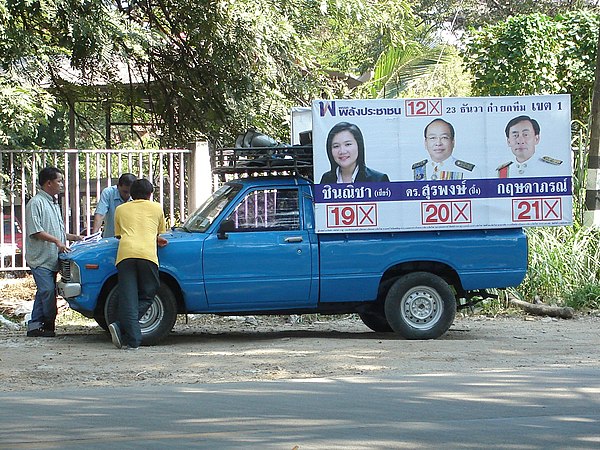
[60,229,207,277]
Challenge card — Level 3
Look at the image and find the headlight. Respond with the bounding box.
[60,260,81,283]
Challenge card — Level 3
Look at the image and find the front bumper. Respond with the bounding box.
[57,281,81,299]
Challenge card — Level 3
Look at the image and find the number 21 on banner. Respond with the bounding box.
[512,197,562,222]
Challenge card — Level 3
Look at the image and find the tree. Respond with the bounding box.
[415,0,600,32]
[400,47,472,98]
[461,11,600,123]
[0,0,438,148]
[0,76,56,149]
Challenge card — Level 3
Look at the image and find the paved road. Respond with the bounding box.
[1,367,599,449]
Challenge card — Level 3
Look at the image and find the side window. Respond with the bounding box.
[227,188,300,231]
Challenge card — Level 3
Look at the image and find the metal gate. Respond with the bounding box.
[0,144,212,271]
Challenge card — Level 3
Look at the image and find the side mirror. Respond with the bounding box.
[217,219,235,239]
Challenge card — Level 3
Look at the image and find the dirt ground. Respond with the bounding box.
[1,276,600,392]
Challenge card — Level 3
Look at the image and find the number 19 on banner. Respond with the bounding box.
[326,203,378,228]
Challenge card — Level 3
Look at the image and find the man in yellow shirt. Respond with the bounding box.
[108,178,168,350]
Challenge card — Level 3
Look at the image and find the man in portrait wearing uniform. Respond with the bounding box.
[496,115,563,178]
[412,118,479,181]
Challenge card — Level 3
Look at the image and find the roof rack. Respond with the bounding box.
[211,145,313,180]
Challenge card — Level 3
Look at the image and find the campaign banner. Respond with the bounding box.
[312,95,572,233]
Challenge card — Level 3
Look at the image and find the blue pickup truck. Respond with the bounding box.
[57,164,528,344]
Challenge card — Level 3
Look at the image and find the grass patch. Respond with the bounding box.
[516,226,600,307]
[565,284,600,310]
[57,308,97,327]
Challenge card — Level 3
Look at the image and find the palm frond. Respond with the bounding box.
[363,44,450,98]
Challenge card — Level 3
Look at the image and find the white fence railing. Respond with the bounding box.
[1,143,212,271]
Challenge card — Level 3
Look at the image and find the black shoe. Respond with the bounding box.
[26,328,56,338]
[108,323,123,349]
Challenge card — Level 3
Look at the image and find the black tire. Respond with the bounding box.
[384,272,456,340]
[94,314,109,331]
[358,277,397,332]
[103,282,178,346]
[358,308,393,332]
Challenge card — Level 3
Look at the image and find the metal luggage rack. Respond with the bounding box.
[211,145,314,179]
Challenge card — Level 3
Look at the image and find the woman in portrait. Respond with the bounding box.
[319,122,389,183]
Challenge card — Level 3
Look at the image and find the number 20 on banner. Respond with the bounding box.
[421,200,472,225]
[326,203,378,228]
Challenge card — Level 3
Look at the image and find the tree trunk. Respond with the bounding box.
[509,298,574,319]
[584,26,600,226]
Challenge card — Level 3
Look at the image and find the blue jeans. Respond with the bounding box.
[116,258,159,348]
[29,267,58,331]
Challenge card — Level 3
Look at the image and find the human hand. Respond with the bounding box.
[57,241,71,253]
[157,236,168,247]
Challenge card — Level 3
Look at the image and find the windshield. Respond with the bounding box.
[181,183,242,232]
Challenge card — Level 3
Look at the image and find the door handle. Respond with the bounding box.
[284,236,303,243]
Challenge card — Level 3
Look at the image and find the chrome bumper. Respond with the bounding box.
[57,281,81,298]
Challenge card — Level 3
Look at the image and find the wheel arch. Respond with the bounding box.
[158,271,186,314]
[380,260,465,299]
[94,271,186,317]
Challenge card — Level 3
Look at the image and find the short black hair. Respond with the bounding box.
[38,167,63,186]
[118,173,136,186]
[130,178,154,200]
[424,119,455,139]
[505,115,540,138]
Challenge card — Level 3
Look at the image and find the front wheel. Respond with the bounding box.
[384,272,456,340]
[104,282,178,345]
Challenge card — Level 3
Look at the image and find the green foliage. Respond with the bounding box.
[463,14,562,96]
[555,10,599,120]
[566,283,600,309]
[516,226,600,306]
[0,0,456,147]
[400,47,472,98]
[571,119,590,226]
[0,76,56,149]
[415,0,599,30]
[358,40,449,99]
[462,11,600,122]
[308,0,415,74]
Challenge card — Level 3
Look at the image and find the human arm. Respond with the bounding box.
[30,231,71,253]
[92,213,105,234]
[92,187,112,234]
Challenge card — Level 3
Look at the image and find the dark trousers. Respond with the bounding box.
[29,267,58,331]
[116,258,159,348]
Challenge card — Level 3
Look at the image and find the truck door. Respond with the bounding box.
[202,187,314,310]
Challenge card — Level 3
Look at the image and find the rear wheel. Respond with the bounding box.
[384,272,456,340]
[103,282,178,345]
[358,308,392,332]
[358,277,397,332]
